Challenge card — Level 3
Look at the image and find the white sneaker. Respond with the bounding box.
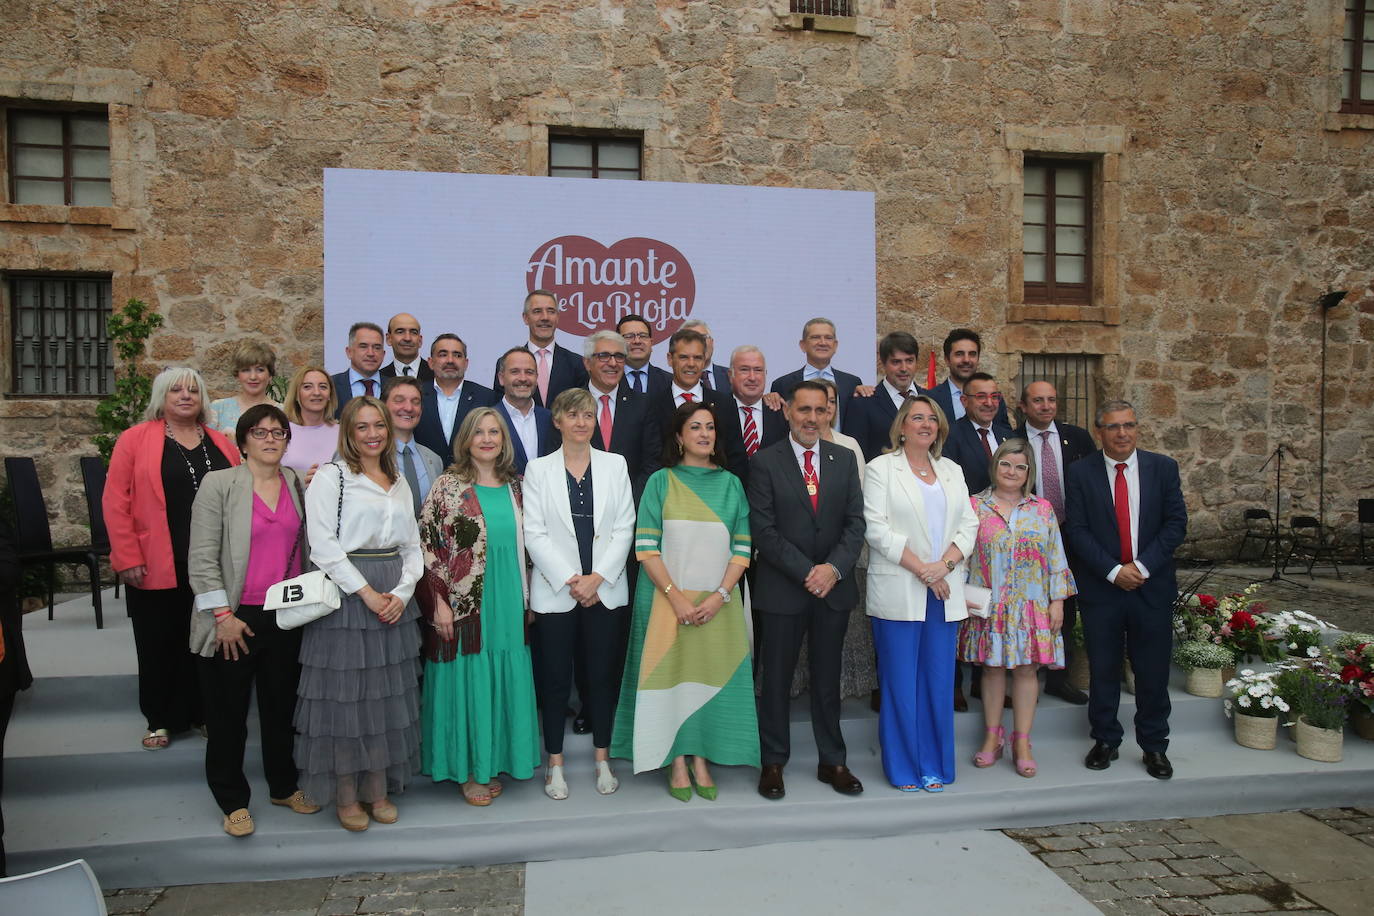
[595,760,620,795]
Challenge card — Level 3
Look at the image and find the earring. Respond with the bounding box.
[899,434,906,444]
[678,441,684,455]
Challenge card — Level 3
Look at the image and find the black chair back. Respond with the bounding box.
[1291,515,1320,532]
[1359,499,1374,524]
[4,456,55,553]
[1243,508,1272,522]
[79,457,110,550]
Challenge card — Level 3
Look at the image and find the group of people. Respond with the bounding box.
[94,292,1188,838]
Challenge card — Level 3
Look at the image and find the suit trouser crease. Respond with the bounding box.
[200,605,304,814]
[533,603,625,754]
[127,583,202,732]
[1082,596,1172,753]
[872,594,957,786]
[759,605,849,767]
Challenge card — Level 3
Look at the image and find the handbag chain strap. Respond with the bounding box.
[278,464,342,581]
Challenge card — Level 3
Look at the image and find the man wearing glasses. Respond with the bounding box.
[926,329,1010,427]
[584,330,659,497]
[943,372,1018,494]
[616,314,672,396]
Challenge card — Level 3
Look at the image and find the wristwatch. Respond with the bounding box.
[944,559,956,571]
[716,587,731,603]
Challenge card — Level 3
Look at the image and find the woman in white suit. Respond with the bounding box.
[863,394,978,792]
[523,388,636,799]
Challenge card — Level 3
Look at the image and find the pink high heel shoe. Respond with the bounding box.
[972,726,1005,768]
[1011,731,1037,778]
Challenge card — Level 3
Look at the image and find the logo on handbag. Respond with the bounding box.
[281,583,305,603]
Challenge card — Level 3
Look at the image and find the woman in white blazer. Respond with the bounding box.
[523,388,636,800]
[863,394,978,793]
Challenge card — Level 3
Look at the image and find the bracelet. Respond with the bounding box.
[663,583,675,596]
[213,609,232,620]
[715,586,731,603]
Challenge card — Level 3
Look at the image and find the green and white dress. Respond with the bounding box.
[611,465,758,774]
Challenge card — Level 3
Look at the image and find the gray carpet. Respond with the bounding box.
[7,590,1374,889]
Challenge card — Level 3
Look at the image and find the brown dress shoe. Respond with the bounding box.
[817,764,864,795]
[758,764,785,800]
[954,687,969,712]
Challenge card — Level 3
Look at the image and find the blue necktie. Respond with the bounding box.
[631,369,645,393]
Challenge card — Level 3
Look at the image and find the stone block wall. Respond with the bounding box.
[1,0,1371,558]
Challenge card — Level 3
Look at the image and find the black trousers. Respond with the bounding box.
[758,606,849,767]
[573,561,635,714]
[198,606,304,814]
[0,691,13,877]
[127,583,201,732]
[533,604,626,754]
[1082,594,1172,753]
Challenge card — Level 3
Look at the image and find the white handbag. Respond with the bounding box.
[964,582,993,619]
[267,464,343,630]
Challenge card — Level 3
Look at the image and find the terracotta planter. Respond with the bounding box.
[1185,667,1224,698]
[1068,652,1091,691]
[1294,716,1343,763]
[1351,704,1374,741]
[1234,713,1277,750]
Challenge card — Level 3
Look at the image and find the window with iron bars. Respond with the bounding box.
[1017,354,1098,430]
[8,274,113,396]
[790,1,855,15]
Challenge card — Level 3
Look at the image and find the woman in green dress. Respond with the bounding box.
[417,407,540,806]
[611,402,757,801]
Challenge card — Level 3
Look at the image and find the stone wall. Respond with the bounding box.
[1,0,1371,558]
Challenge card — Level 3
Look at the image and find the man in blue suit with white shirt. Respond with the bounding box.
[492,347,558,474]
[924,328,1010,427]
[770,318,865,432]
[1065,400,1187,781]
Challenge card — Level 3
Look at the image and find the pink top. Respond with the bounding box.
[283,422,339,474]
[240,482,303,605]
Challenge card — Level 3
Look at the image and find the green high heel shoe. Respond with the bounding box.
[690,769,717,801]
[667,770,692,803]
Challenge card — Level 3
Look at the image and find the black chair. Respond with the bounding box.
[79,456,119,601]
[1359,498,1374,565]
[1234,508,1280,562]
[1282,515,1341,580]
[3,457,105,628]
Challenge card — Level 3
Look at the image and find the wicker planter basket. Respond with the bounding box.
[1351,705,1374,741]
[1234,713,1277,750]
[1185,667,1224,698]
[1294,716,1343,763]
[1068,652,1091,691]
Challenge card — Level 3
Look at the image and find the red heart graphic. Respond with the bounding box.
[526,236,696,344]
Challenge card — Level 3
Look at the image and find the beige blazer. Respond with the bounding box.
[862,451,978,622]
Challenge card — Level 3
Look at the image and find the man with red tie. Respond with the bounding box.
[647,328,748,480]
[584,330,659,498]
[1064,400,1187,780]
[729,345,787,487]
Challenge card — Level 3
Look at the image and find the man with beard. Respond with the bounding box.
[925,329,1010,426]
[414,333,492,459]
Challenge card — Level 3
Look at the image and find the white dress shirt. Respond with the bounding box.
[736,396,761,437]
[789,435,821,485]
[972,421,1001,452]
[305,461,423,601]
[1026,421,1062,500]
[434,380,465,443]
[671,382,704,407]
[504,397,540,461]
[1102,449,1150,583]
[589,383,619,423]
[391,357,424,377]
[881,378,914,410]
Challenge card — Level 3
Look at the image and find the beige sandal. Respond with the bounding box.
[141,729,169,750]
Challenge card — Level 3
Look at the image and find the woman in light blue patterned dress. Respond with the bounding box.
[958,439,1075,778]
[208,340,279,434]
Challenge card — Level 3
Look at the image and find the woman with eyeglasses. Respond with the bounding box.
[189,405,319,837]
[957,439,1075,778]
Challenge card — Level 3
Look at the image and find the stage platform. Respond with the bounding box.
[7,590,1374,889]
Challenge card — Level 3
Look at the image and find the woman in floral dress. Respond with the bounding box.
[958,439,1075,778]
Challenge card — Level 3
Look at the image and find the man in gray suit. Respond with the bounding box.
[382,376,444,517]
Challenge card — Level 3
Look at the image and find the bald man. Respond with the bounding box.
[380,312,434,382]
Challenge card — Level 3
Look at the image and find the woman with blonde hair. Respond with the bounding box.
[281,365,339,481]
[295,396,423,831]
[208,340,279,434]
[417,407,540,806]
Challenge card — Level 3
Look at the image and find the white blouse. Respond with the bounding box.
[305,461,423,603]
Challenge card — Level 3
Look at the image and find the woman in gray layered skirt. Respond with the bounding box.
[296,396,424,832]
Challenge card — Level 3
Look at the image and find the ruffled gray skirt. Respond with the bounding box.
[294,552,421,806]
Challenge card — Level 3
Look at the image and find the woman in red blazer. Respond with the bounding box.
[104,366,240,750]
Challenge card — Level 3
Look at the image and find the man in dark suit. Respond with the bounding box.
[1065,400,1187,780]
[845,331,923,462]
[584,330,660,497]
[492,347,558,474]
[1,518,33,877]
[378,312,434,382]
[942,372,1018,495]
[750,381,866,801]
[924,328,1010,427]
[331,321,386,417]
[1020,380,1094,705]
[729,345,788,488]
[492,289,589,407]
[770,317,865,432]
[681,318,731,393]
[648,328,748,480]
[414,334,492,460]
[617,313,672,396]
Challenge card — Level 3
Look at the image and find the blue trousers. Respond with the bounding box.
[872,593,957,787]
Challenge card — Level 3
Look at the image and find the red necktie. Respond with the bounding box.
[978,427,993,459]
[803,449,818,512]
[598,394,613,449]
[361,378,375,397]
[681,392,695,403]
[1114,462,1133,564]
[741,406,759,456]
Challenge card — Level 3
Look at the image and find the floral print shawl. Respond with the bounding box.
[417,472,526,661]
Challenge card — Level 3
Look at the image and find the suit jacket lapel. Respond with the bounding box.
[589,449,607,531]
[550,450,576,535]
[893,456,929,548]
[498,402,529,468]
[228,468,254,579]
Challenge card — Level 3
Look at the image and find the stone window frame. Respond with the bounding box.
[998,125,1124,325]
[1341,0,1374,113]
[6,106,112,207]
[526,101,667,180]
[770,0,877,36]
[548,131,643,180]
[1327,0,1374,129]
[4,271,114,398]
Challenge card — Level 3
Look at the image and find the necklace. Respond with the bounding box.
[908,456,933,478]
[166,422,213,490]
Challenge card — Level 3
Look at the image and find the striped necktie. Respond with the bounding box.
[741,406,759,456]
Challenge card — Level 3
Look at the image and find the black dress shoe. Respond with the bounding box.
[758,764,785,800]
[1084,741,1119,770]
[1044,680,1089,705]
[1142,751,1173,780]
[817,764,864,795]
[953,687,969,713]
[572,713,590,735]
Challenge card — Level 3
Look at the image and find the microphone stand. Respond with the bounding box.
[1256,444,1306,588]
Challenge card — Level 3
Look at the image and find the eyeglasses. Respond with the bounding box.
[620,331,651,341]
[1100,422,1138,433]
[997,460,1030,473]
[968,392,1002,402]
[248,428,290,440]
[592,351,627,363]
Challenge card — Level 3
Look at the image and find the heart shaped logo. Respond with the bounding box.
[526,236,696,344]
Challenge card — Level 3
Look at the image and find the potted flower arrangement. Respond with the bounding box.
[1275,659,1348,762]
[1223,670,1286,749]
[1335,633,1374,741]
[1264,610,1331,659]
[1172,640,1235,698]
